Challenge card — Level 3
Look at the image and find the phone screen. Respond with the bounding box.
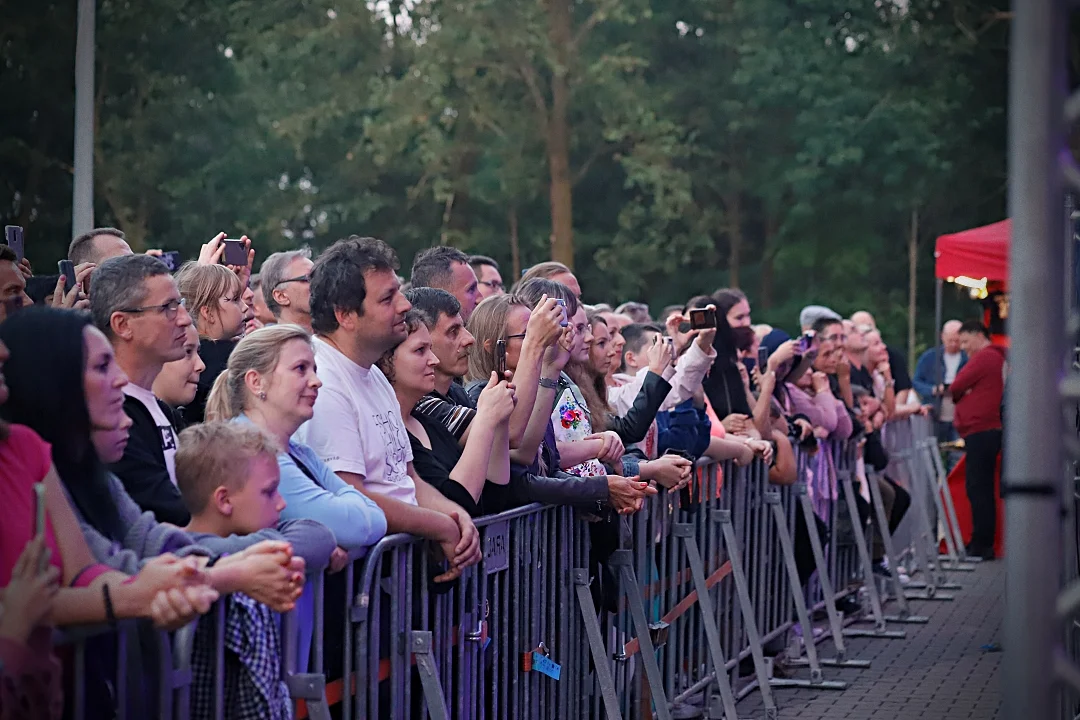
[33,482,47,571]
[688,307,716,330]
[496,340,507,377]
[554,298,568,327]
[222,239,248,266]
[161,250,181,272]
[57,260,77,294]
[5,226,24,262]
[758,346,769,371]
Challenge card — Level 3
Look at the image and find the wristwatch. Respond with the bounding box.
[539,377,559,390]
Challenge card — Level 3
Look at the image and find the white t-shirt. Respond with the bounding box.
[940,351,963,422]
[295,337,416,506]
[943,351,962,384]
[123,383,178,485]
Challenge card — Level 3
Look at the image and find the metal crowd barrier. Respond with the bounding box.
[60,414,967,720]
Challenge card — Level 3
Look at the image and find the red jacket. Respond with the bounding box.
[951,345,1007,437]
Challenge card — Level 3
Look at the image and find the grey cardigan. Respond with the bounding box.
[73,472,337,575]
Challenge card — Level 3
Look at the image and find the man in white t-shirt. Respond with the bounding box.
[91,253,195,524]
[296,235,481,579]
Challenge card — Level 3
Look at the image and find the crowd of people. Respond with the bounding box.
[0,228,1004,718]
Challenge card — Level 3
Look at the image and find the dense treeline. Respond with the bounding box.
[1,0,1011,347]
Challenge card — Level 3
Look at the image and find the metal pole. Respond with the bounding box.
[934,278,943,390]
[1004,0,1066,718]
[73,0,96,237]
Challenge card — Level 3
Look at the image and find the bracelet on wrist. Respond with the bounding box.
[539,377,558,390]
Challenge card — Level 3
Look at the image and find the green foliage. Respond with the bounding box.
[0,0,1010,348]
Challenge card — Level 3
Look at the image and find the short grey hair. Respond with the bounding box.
[615,301,651,323]
[798,304,841,331]
[260,248,312,318]
[91,254,171,338]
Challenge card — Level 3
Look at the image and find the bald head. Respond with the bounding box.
[942,319,962,354]
[850,310,876,330]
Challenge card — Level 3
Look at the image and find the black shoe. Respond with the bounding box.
[836,595,861,616]
[871,561,890,578]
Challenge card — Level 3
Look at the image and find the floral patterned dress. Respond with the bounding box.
[551,373,607,477]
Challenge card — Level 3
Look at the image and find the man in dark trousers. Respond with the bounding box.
[951,321,1007,559]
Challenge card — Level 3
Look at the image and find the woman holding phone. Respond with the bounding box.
[378,310,516,516]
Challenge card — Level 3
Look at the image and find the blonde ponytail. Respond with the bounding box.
[204,369,237,421]
[204,324,313,421]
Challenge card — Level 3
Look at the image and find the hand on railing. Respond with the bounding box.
[744,438,774,465]
[149,586,220,631]
[606,475,657,514]
[210,540,305,612]
[0,536,59,644]
[640,454,692,490]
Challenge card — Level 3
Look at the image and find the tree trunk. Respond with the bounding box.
[546,0,574,268]
[908,207,919,370]
[509,206,522,280]
[760,213,779,310]
[723,191,742,288]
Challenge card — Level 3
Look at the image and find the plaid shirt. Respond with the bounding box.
[191,593,291,720]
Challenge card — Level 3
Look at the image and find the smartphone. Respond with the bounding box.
[495,339,507,377]
[796,331,815,354]
[688,307,716,330]
[665,448,697,510]
[221,238,248,266]
[33,482,48,572]
[161,250,181,272]
[757,346,770,372]
[4,226,24,262]
[554,298,568,327]
[58,259,78,294]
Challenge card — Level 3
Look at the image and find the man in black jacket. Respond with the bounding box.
[91,254,195,525]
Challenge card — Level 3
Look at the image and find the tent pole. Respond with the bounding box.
[933,277,943,390]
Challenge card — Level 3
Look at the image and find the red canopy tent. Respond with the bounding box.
[932,217,1010,558]
[934,218,1011,282]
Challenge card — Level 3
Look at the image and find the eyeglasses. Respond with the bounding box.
[118,297,186,319]
[274,275,310,288]
[505,332,527,341]
[478,280,504,291]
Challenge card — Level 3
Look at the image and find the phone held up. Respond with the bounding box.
[496,339,507,377]
[757,345,770,373]
[554,298,568,327]
[57,259,78,295]
[221,238,248,266]
[4,225,24,262]
[688,307,717,331]
[160,250,181,272]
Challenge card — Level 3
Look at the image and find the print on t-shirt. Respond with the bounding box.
[373,410,410,479]
[160,425,177,452]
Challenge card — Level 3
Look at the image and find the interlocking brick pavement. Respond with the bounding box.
[737,560,1003,719]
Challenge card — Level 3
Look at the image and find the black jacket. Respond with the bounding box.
[186,338,238,424]
[109,395,190,526]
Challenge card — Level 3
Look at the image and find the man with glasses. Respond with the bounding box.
[468,255,505,302]
[0,245,32,323]
[259,248,313,331]
[91,254,194,524]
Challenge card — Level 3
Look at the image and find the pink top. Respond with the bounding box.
[0,425,108,587]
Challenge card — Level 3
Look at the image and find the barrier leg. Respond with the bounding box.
[673,523,743,720]
[283,609,332,720]
[573,569,624,720]
[716,509,779,719]
[786,483,871,669]
[927,438,978,570]
[763,491,847,690]
[866,475,930,624]
[609,549,672,720]
[410,631,449,720]
[838,474,906,639]
[898,446,958,600]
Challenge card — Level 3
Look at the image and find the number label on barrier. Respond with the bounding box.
[483,521,509,574]
[531,652,561,681]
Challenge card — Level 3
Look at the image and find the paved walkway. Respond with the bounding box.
[740,560,1004,719]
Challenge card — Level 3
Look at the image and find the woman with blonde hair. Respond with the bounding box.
[205,323,386,557]
[175,262,253,422]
